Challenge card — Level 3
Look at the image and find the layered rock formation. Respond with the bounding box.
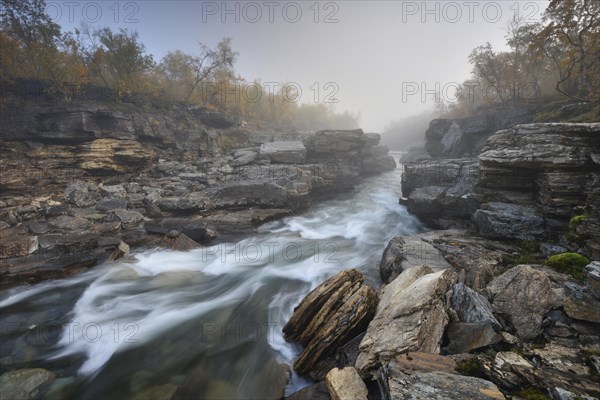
[402,122,600,258]
[0,101,396,288]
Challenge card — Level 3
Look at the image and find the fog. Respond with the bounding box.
[52,1,547,132]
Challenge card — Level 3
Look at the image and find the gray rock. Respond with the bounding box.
[64,183,100,207]
[379,235,451,284]
[260,141,307,164]
[383,371,506,400]
[473,202,545,239]
[0,368,55,400]
[96,198,128,212]
[48,215,92,231]
[486,265,558,340]
[445,322,501,354]
[563,282,600,323]
[356,266,457,372]
[451,283,501,330]
[113,209,144,228]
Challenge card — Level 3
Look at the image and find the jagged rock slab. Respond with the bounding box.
[445,322,501,354]
[356,266,457,372]
[450,282,501,329]
[283,269,378,381]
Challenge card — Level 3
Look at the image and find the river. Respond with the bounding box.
[0,158,426,399]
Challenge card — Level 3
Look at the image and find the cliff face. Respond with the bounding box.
[402,123,600,259]
[0,100,396,287]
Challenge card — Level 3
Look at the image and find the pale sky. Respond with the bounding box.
[50,0,548,131]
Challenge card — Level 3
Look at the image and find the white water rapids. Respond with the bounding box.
[0,160,425,399]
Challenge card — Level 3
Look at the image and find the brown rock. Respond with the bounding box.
[325,367,368,400]
[283,269,378,381]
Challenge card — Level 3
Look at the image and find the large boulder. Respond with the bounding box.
[485,265,558,340]
[355,266,457,372]
[260,141,307,164]
[283,269,378,381]
[473,202,545,240]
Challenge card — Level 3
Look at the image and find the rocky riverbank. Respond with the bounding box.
[280,113,600,399]
[0,100,395,289]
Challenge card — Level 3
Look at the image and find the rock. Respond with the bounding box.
[306,129,367,155]
[231,149,257,166]
[381,371,506,400]
[381,352,458,376]
[473,202,545,240]
[48,215,92,231]
[478,123,600,169]
[379,235,451,283]
[64,183,100,207]
[165,230,180,239]
[481,351,535,391]
[260,141,307,164]
[108,240,129,261]
[324,367,368,400]
[159,232,200,251]
[113,209,144,228]
[451,283,501,330]
[96,198,128,212]
[425,231,517,290]
[286,382,331,400]
[100,184,127,198]
[195,110,237,128]
[0,235,38,259]
[585,261,600,293]
[79,139,156,173]
[283,269,378,381]
[563,282,600,323]
[552,388,597,400]
[356,266,457,372]
[445,323,501,354]
[486,265,558,340]
[0,368,55,400]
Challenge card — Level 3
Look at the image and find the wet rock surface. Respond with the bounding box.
[283,269,378,381]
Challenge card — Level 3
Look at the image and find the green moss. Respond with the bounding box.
[455,356,485,378]
[514,387,551,400]
[544,252,590,280]
[570,214,591,228]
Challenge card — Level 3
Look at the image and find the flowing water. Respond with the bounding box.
[0,159,426,399]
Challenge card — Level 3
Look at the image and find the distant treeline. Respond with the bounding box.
[0,0,360,131]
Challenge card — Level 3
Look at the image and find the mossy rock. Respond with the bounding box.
[544,252,590,280]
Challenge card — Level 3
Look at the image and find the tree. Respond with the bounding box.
[158,39,237,106]
[0,0,62,79]
[535,0,600,101]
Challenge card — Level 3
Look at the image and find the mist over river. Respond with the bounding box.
[0,157,426,399]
